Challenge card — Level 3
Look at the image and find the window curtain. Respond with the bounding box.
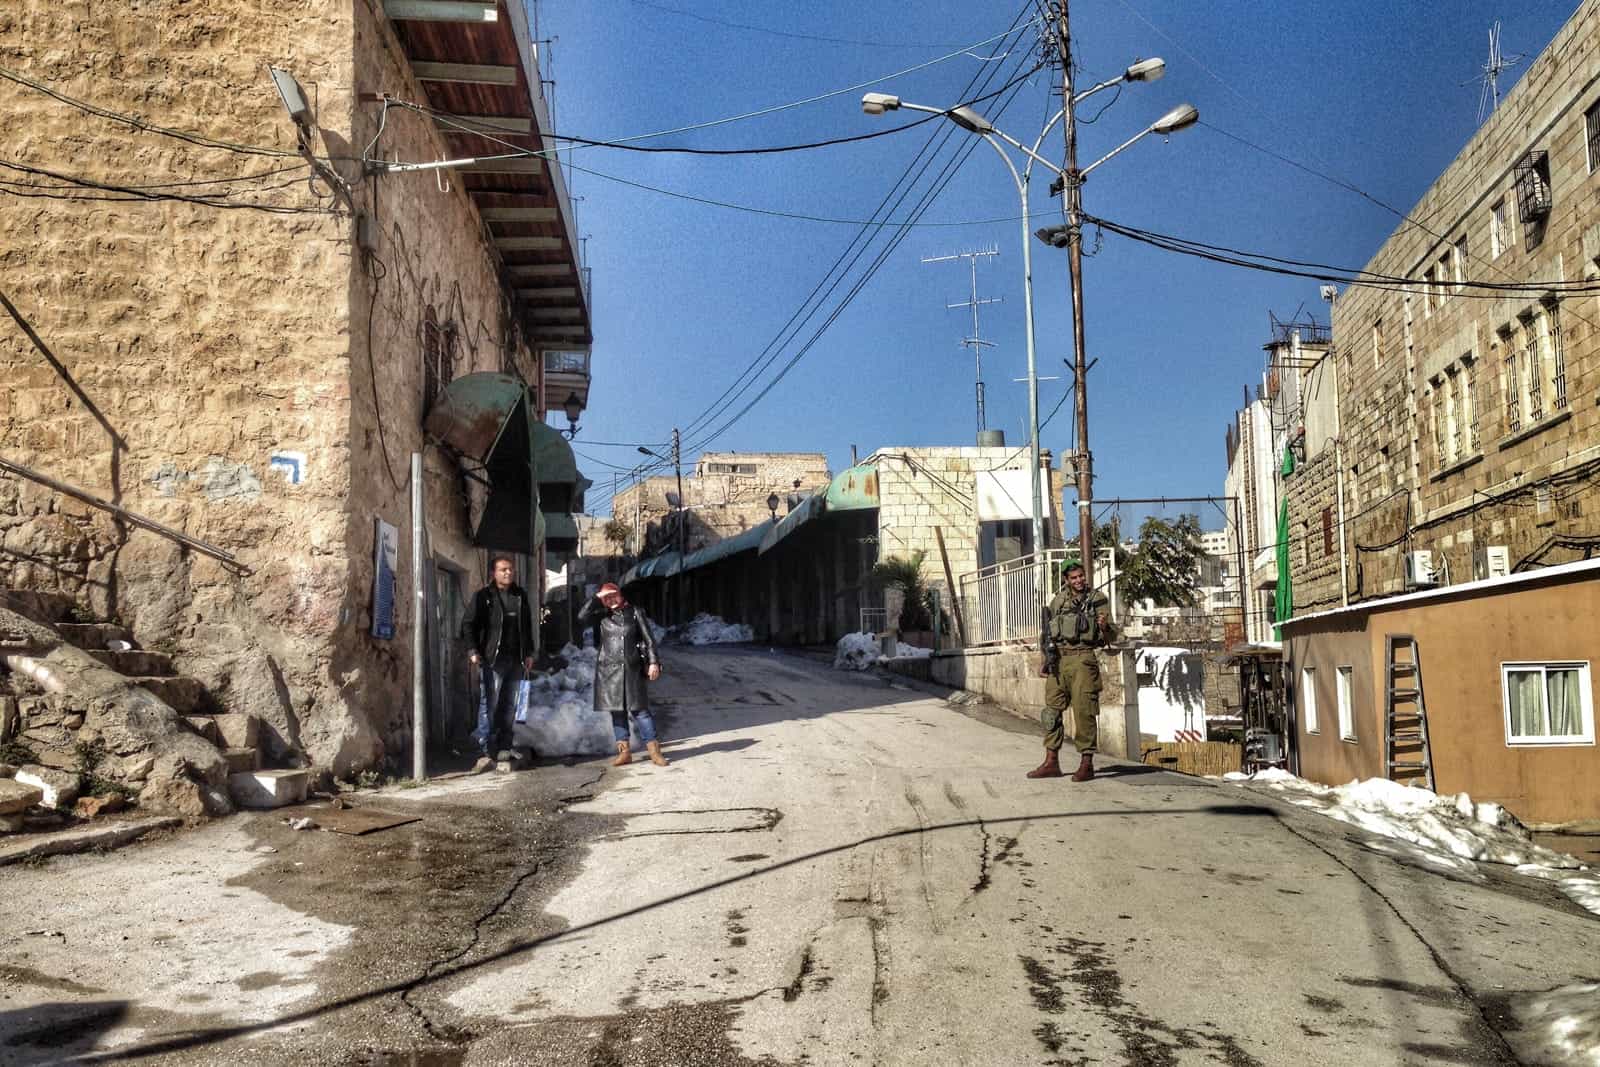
[1506,669,1545,736]
[1545,668,1582,736]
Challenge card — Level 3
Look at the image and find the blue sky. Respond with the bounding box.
[537,1,1578,518]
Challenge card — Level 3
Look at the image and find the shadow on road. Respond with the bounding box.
[67,804,1276,1062]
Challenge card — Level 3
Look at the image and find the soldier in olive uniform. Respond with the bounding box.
[1028,561,1114,782]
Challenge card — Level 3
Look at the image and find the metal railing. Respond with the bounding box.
[957,548,1072,647]
[0,455,251,574]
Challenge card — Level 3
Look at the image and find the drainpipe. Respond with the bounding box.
[411,452,428,781]
[1332,353,1349,606]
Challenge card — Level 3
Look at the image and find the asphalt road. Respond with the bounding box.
[2,644,1597,1066]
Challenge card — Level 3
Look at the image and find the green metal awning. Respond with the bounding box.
[824,463,879,510]
[530,418,580,485]
[681,519,773,573]
[544,512,579,554]
[759,492,824,555]
[422,372,542,553]
[622,550,684,586]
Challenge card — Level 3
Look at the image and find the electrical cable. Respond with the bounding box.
[621,0,976,49]
[0,158,330,214]
[683,42,1044,455]
[592,23,1034,146]
[667,36,1040,447]
[0,161,310,192]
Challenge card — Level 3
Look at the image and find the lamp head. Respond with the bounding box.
[562,391,583,422]
[1124,57,1166,83]
[946,105,993,134]
[861,92,901,115]
[1033,225,1071,249]
[1151,102,1200,135]
[268,67,314,132]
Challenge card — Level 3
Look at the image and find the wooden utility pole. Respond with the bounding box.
[1055,0,1095,588]
[672,427,685,624]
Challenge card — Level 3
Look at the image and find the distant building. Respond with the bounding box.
[610,452,831,558]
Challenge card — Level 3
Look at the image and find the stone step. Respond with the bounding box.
[130,676,207,714]
[222,747,261,774]
[53,623,133,651]
[87,649,175,677]
[0,590,79,625]
[228,768,309,809]
[183,715,222,745]
[211,713,261,750]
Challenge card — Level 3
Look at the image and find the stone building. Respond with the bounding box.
[610,452,831,557]
[1289,0,1600,610]
[0,0,592,785]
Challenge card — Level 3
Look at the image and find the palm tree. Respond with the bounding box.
[869,551,935,632]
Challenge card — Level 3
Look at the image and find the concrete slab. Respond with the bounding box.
[228,769,309,809]
[0,816,180,866]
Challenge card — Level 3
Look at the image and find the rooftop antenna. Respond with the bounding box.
[922,247,1000,432]
[1470,22,1524,124]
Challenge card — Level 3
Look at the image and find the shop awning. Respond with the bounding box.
[423,372,543,554]
[530,418,580,485]
[681,519,773,573]
[825,463,879,510]
[759,492,825,555]
[543,512,579,554]
[621,550,684,586]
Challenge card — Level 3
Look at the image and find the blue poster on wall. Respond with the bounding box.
[372,518,398,640]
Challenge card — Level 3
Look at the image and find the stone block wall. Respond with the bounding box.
[1318,0,1600,602]
[0,0,544,776]
[611,453,830,555]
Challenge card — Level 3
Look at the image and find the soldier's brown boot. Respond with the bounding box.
[646,740,670,767]
[1070,753,1095,782]
[612,741,632,767]
[1025,749,1062,779]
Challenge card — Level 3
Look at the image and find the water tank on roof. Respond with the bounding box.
[977,429,1006,447]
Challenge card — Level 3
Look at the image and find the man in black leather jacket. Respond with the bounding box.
[469,555,536,768]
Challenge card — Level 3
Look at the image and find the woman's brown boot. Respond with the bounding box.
[646,740,670,766]
[612,741,632,766]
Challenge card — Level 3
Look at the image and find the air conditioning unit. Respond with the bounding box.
[1473,545,1511,581]
[1404,550,1437,589]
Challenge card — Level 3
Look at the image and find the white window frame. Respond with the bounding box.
[1586,99,1600,174]
[1501,661,1595,746]
[1303,666,1319,734]
[1491,199,1509,259]
[1337,665,1356,742]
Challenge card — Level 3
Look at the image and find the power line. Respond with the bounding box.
[0,158,330,215]
[621,0,978,49]
[595,23,1033,146]
[673,19,1040,450]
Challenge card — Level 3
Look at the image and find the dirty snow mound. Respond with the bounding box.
[834,632,880,671]
[507,644,615,756]
[1223,770,1600,917]
[1508,983,1600,1066]
[680,613,755,645]
[885,642,932,660]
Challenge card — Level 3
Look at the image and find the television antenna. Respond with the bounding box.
[1468,22,1524,124]
[922,247,1000,432]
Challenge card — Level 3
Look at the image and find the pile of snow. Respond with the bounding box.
[647,618,669,645]
[679,613,754,645]
[501,644,616,757]
[887,643,933,660]
[1507,982,1600,1067]
[1222,769,1600,917]
[834,632,880,671]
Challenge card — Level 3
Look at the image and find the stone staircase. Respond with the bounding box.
[1,592,308,813]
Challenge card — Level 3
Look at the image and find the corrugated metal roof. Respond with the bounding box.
[759,492,824,555]
[681,519,773,573]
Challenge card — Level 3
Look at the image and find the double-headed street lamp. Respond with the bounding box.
[862,62,1195,602]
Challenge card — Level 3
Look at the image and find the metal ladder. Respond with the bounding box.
[1384,634,1436,790]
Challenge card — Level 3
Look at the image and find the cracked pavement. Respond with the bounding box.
[2,644,1598,1065]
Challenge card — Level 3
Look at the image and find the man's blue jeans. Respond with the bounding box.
[612,710,657,744]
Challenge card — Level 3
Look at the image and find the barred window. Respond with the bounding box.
[1501,332,1521,435]
[421,309,456,415]
[1490,200,1509,259]
[1586,100,1600,174]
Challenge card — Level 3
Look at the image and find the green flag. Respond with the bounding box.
[1273,445,1295,640]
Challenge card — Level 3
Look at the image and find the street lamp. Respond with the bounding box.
[862,66,1189,604]
[562,392,583,439]
[766,492,780,522]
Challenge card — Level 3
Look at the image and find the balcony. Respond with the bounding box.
[542,349,590,414]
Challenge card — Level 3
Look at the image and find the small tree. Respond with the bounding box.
[602,518,631,555]
[1120,513,1204,609]
[869,551,936,632]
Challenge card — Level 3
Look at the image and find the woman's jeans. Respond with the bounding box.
[612,710,657,744]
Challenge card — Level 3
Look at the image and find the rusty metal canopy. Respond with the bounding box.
[680,518,774,574]
[423,372,529,462]
[824,463,879,510]
[529,417,580,485]
[423,372,543,553]
[759,492,825,555]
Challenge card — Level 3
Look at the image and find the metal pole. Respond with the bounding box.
[1057,1,1094,589]
[1233,494,1249,648]
[410,452,428,781]
[1019,173,1046,607]
[673,428,685,624]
